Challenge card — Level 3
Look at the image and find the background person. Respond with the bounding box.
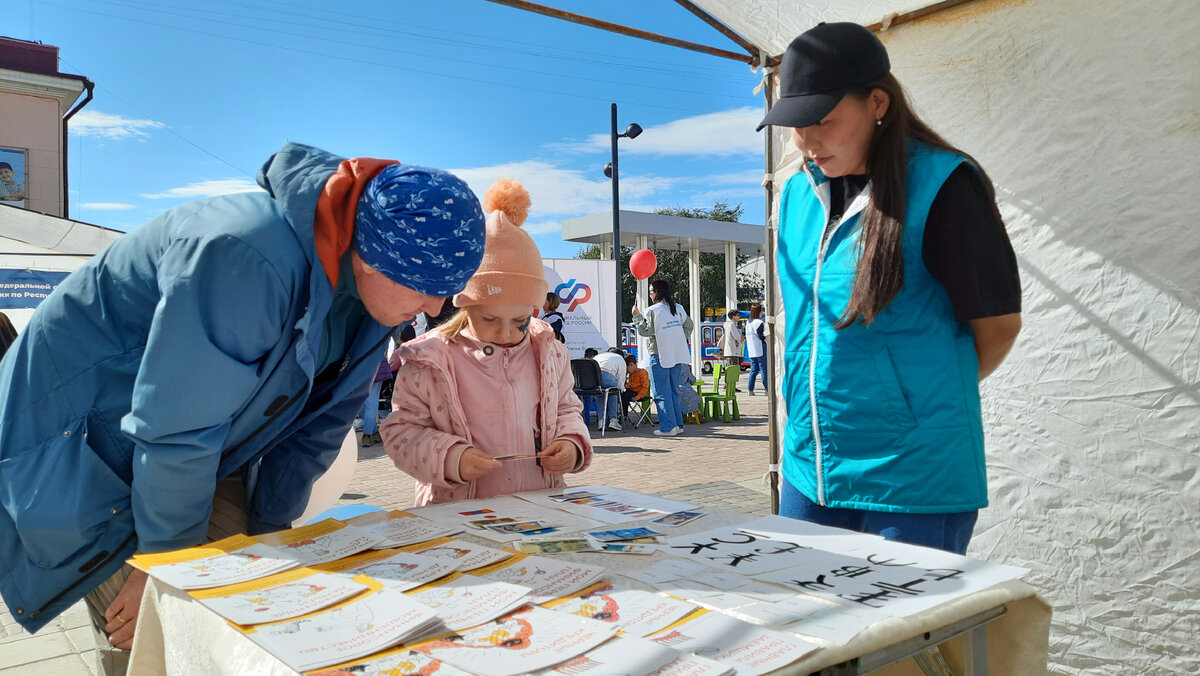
[593,347,627,431]
[759,23,1021,554]
[0,142,485,674]
[382,179,592,505]
[621,352,649,415]
[542,292,566,343]
[721,309,743,368]
[0,161,25,201]
[746,303,768,395]
[631,279,694,437]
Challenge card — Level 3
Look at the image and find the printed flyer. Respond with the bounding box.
[545,582,700,638]
[255,519,381,566]
[402,537,515,571]
[133,534,299,591]
[406,572,532,631]
[647,611,821,676]
[471,553,606,604]
[191,571,370,625]
[345,510,462,549]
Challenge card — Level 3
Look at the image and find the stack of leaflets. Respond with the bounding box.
[406,572,532,631]
[309,649,471,676]
[471,553,607,604]
[254,519,382,566]
[323,549,461,592]
[646,611,821,676]
[133,534,300,590]
[245,586,442,672]
[544,582,700,638]
[403,605,618,676]
[344,510,462,548]
[401,537,515,571]
[190,570,371,625]
[532,636,734,676]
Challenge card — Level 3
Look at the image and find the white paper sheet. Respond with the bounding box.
[531,635,683,675]
[308,649,472,676]
[647,612,821,676]
[622,558,714,585]
[196,572,367,625]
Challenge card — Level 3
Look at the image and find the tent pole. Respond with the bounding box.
[669,0,769,63]
[762,60,781,515]
[480,0,756,65]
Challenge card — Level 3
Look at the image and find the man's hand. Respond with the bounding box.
[459,447,502,481]
[104,568,149,650]
[538,439,579,474]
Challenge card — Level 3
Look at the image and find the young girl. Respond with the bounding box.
[631,280,694,437]
[759,23,1021,553]
[381,179,592,506]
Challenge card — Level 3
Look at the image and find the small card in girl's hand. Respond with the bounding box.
[650,510,707,527]
[587,527,665,542]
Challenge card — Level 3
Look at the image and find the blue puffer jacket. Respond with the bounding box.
[0,142,391,631]
[778,142,987,515]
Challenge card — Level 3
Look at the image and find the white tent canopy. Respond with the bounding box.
[502,0,1198,672]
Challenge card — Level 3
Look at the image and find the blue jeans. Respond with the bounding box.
[779,477,978,554]
[600,372,621,422]
[359,380,384,435]
[648,355,683,433]
[748,355,767,392]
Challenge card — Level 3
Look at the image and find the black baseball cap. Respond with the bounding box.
[757,22,890,131]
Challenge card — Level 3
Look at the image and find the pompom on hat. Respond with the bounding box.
[354,164,486,297]
[454,178,548,309]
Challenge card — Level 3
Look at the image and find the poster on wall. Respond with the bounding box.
[0,269,70,309]
[0,147,28,209]
[540,259,616,358]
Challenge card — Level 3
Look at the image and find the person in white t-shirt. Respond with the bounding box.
[722,310,743,367]
[631,280,694,437]
[745,303,768,395]
[592,347,627,431]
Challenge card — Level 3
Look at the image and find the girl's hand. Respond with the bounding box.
[631,306,640,316]
[538,439,579,474]
[459,447,502,481]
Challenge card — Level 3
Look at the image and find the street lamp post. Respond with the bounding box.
[604,102,641,351]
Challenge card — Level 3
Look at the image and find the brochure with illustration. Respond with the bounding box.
[401,537,515,571]
[254,519,381,567]
[545,582,701,638]
[646,610,821,676]
[328,549,461,592]
[406,572,532,631]
[191,571,369,626]
[471,553,607,604]
[344,510,462,549]
[133,534,299,591]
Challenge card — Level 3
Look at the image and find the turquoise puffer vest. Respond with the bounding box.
[778,142,986,514]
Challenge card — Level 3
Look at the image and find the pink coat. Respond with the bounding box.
[381,318,592,506]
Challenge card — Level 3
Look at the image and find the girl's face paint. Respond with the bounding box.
[465,304,536,347]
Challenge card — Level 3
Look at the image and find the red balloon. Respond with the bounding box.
[629,249,657,280]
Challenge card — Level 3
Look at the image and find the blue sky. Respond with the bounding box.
[7,0,768,258]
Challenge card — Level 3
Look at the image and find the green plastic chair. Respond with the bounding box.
[697,362,722,397]
[702,364,741,422]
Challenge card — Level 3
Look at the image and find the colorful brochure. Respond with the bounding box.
[545,582,701,637]
[471,553,607,604]
[332,549,461,592]
[514,537,599,555]
[254,519,381,566]
[402,537,515,571]
[647,611,820,676]
[587,526,665,542]
[247,586,441,672]
[405,604,618,676]
[344,510,462,548]
[406,572,532,631]
[191,571,369,625]
[133,534,299,591]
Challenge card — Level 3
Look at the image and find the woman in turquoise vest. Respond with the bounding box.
[758,23,1023,554]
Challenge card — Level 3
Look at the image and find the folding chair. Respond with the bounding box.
[570,359,621,436]
[627,395,654,429]
[702,364,741,423]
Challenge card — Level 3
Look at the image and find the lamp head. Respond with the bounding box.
[624,123,643,139]
[603,162,613,179]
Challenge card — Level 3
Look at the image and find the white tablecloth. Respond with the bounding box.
[128,504,1050,675]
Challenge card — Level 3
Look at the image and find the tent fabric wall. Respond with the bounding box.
[692,0,1199,672]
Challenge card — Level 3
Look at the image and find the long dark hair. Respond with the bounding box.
[650,280,679,316]
[0,311,15,359]
[836,74,1004,328]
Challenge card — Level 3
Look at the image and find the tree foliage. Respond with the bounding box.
[576,201,764,323]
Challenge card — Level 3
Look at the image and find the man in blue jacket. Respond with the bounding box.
[0,142,486,673]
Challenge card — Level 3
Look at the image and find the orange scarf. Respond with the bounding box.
[312,157,399,287]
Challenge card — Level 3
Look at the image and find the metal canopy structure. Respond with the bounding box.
[563,210,764,376]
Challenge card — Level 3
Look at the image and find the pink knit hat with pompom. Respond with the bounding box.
[453,178,548,309]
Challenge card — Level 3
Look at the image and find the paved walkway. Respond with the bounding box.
[2,372,773,674]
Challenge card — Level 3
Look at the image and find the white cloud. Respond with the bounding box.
[548,107,763,158]
[524,220,564,236]
[450,161,677,218]
[141,178,262,199]
[70,110,166,140]
[81,202,135,210]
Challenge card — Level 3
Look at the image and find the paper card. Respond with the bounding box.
[344,510,462,549]
[598,543,654,555]
[587,527,664,542]
[471,553,607,604]
[545,582,700,638]
[645,649,736,676]
[756,542,1028,619]
[726,578,800,604]
[785,603,883,643]
[517,486,699,526]
[483,520,561,535]
[514,538,599,555]
[647,611,820,676]
[403,537,515,571]
[654,579,725,600]
[407,572,532,631]
[659,521,863,576]
[729,596,833,627]
[622,558,713,585]
[407,605,618,676]
[248,587,441,672]
[307,647,473,676]
[334,550,460,592]
[651,511,707,527]
[255,519,380,566]
[410,496,601,543]
[531,635,684,676]
[194,572,368,625]
[142,541,299,591]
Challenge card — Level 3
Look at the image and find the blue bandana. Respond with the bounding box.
[354,164,485,297]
